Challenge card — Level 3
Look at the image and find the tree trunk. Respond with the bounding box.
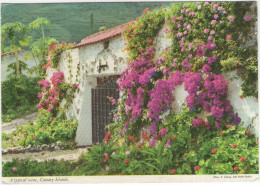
[14,46,20,76]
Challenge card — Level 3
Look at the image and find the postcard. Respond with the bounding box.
[1,0,259,184]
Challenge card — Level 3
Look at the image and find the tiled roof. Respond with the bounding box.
[1,50,28,56]
[75,22,130,48]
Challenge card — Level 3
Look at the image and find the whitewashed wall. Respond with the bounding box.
[46,24,258,145]
[1,52,39,80]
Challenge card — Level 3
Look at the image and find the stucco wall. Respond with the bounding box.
[46,24,258,145]
[1,52,39,80]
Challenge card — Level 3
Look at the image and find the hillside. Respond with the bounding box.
[1,2,172,44]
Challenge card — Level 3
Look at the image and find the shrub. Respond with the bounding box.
[1,74,43,122]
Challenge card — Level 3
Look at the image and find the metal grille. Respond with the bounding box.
[92,80,119,143]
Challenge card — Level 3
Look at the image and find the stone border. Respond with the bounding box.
[2,142,65,155]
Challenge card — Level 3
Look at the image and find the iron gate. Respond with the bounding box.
[91,80,119,143]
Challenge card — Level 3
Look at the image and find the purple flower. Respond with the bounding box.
[207,56,218,64]
[150,139,157,146]
[202,64,211,73]
[204,29,209,34]
[188,54,193,59]
[183,23,187,27]
[119,130,123,136]
[210,30,215,35]
[244,15,252,21]
[214,14,219,19]
[211,20,217,25]
[159,128,168,136]
[228,16,234,22]
[233,113,241,125]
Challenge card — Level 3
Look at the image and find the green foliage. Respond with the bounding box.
[6,60,29,76]
[2,109,78,148]
[1,75,43,123]
[1,22,32,75]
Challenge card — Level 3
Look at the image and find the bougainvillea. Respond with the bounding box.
[37,71,78,116]
[107,1,257,142]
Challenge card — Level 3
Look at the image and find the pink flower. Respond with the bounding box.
[126,151,131,155]
[226,34,232,40]
[106,166,109,171]
[183,4,186,8]
[228,16,234,22]
[204,29,209,34]
[159,128,168,136]
[198,5,201,10]
[211,20,217,25]
[173,58,178,62]
[218,7,224,11]
[18,158,24,163]
[173,63,177,67]
[208,36,213,41]
[187,24,191,30]
[12,168,17,172]
[119,130,123,136]
[223,11,227,14]
[188,54,193,59]
[189,12,195,16]
[183,30,188,35]
[147,39,152,43]
[244,15,252,21]
[210,30,215,35]
[165,139,171,148]
[177,24,181,28]
[37,93,43,99]
[214,14,219,19]
[205,2,209,6]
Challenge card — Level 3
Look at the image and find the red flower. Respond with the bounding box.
[212,149,217,154]
[194,166,200,171]
[240,156,246,162]
[232,144,238,149]
[171,136,176,140]
[220,131,224,135]
[215,160,218,163]
[124,159,130,164]
[147,39,153,43]
[246,130,250,135]
[142,8,149,14]
[181,155,184,158]
[35,138,37,141]
[199,137,202,140]
[70,124,74,127]
[234,166,239,171]
[24,135,27,138]
[171,169,176,174]
[190,139,195,143]
[175,163,179,166]
[104,156,109,160]
[226,125,231,128]
[155,7,158,9]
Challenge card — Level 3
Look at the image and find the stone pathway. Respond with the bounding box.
[2,148,88,162]
[2,112,38,134]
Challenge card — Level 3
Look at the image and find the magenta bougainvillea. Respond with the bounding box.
[110,1,257,141]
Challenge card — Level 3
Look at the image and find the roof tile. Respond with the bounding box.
[75,22,130,48]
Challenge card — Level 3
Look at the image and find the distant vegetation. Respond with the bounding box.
[1,2,172,45]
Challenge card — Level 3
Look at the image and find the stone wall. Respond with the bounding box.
[1,52,39,80]
[46,24,258,146]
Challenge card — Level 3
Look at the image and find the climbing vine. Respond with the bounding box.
[108,1,257,140]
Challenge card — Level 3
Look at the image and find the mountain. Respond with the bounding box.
[1,2,173,44]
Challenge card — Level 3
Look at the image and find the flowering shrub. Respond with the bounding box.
[109,1,257,141]
[43,42,75,69]
[2,109,78,148]
[37,71,78,116]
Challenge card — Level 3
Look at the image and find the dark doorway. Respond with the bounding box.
[91,76,119,143]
